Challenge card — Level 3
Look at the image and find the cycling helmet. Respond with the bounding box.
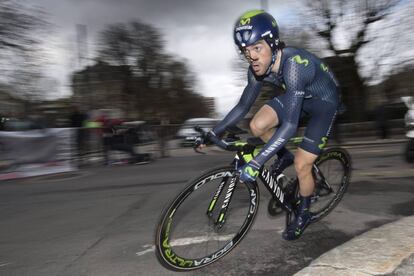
[234,10,280,52]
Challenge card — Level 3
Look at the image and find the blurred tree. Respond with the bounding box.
[95,20,211,123]
[0,0,46,52]
[0,0,51,102]
[300,0,400,121]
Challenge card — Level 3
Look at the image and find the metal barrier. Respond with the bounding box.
[0,128,76,180]
[73,124,183,165]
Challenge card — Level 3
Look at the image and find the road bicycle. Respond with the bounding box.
[155,126,352,271]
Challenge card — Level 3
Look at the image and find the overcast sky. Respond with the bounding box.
[32,0,298,116]
[30,0,414,116]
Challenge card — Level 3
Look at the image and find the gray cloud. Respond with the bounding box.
[33,0,293,114]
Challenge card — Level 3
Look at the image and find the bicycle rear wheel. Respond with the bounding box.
[155,166,259,271]
[310,147,352,222]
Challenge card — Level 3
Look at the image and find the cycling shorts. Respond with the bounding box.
[266,96,337,155]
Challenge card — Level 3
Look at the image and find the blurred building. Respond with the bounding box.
[72,61,215,123]
[71,61,136,118]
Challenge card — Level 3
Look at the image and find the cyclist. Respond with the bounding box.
[198,10,340,240]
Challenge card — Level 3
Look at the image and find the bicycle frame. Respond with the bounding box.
[198,130,336,230]
[207,151,295,229]
[209,148,335,229]
[257,167,293,213]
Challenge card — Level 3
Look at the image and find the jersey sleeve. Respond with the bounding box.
[255,56,316,165]
[212,67,263,136]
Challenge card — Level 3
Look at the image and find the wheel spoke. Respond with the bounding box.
[206,177,228,217]
[215,176,238,228]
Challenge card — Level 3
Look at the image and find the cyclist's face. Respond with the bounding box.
[243,40,272,76]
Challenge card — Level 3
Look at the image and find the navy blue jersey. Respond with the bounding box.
[213,46,340,165]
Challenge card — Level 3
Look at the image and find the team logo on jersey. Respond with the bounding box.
[293,55,309,67]
[318,136,328,149]
[320,63,329,72]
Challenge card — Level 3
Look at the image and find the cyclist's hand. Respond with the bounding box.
[239,160,261,183]
[194,136,206,150]
[194,130,216,150]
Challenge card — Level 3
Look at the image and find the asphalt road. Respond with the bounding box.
[0,142,413,276]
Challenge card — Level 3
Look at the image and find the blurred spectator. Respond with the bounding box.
[70,106,88,160]
[99,114,148,165]
[70,106,87,128]
[332,101,347,144]
[375,104,389,139]
[0,114,6,131]
[99,113,114,165]
[331,117,342,144]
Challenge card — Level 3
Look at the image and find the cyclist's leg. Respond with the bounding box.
[283,99,337,240]
[298,98,337,195]
[295,149,318,196]
[260,98,295,175]
[282,147,317,240]
[249,104,279,141]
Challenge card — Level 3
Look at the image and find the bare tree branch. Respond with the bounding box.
[303,0,400,57]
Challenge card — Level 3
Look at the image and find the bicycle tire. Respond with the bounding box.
[309,147,352,222]
[155,166,259,271]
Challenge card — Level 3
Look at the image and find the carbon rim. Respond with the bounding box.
[310,148,351,222]
[155,166,259,271]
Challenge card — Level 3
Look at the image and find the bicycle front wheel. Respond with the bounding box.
[155,166,259,271]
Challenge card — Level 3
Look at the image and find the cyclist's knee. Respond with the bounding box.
[295,149,318,176]
[250,119,263,137]
[250,119,270,137]
[294,157,313,177]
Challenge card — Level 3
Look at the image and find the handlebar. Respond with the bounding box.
[193,126,239,154]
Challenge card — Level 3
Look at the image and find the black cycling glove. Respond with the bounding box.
[194,130,217,147]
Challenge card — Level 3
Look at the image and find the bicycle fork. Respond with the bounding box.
[206,175,239,229]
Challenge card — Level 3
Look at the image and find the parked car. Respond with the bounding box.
[176,118,220,147]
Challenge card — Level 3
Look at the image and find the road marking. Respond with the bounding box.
[136,246,155,257]
[136,234,235,257]
[0,262,12,267]
[294,216,414,276]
